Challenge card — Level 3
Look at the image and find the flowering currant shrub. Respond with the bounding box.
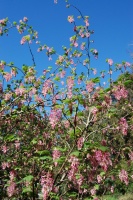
[0,1,133,199]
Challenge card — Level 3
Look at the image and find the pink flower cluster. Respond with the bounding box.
[86,81,95,93]
[0,61,5,70]
[49,109,62,128]
[42,80,52,97]
[41,172,54,200]
[89,150,112,171]
[68,16,74,23]
[0,18,6,25]
[20,35,31,45]
[67,76,74,98]
[77,137,85,150]
[107,59,113,66]
[52,149,61,166]
[128,151,133,161]
[119,169,129,185]
[4,72,12,82]
[7,170,17,197]
[2,162,10,169]
[68,156,79,182]
[119,117,128,135]
[113,85,128,100]
[15,86,25,96]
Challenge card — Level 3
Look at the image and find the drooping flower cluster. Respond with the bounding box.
[49,109,62,128]
[77,137,85,150]
[119,117,128,135]
[86,81,95,93]
[119,169,129,185]
[7,170,17,197]
[52,148,61,166]
[68,155,79,182]
[113,85,128,100]
[41,172,54,200]
[107,59,113,66]
[89,150,112,171]
[67,76,74,98]
[42,80,52,97]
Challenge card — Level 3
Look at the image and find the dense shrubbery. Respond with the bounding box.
[0,1,133,199]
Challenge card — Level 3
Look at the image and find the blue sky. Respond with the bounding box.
[0,0,133,82]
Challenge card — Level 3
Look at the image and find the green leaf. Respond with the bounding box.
[31,138,38,145]
[68,192,77,197]
[40,156,52,160]
[54,76,60,81]
[70,151,79,157]
[92,77,100,83]
[23,175,33,182]
[22,187,32,193]
[77,111,84,117]
[124,80,133,86]
[94,184,100,190]
[37,150,50,155]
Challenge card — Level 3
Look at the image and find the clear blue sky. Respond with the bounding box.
[0,0,133,81]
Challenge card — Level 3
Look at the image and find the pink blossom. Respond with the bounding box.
[2,162,10,169]
[23,17,28,22]
[93,150,112,171]
[52,149,61,166]
[73,42,78,47]
[67,76,74,98]
[2,145,8,153]
[11,68,16,77]
[93,68,97,75]
[85,19,89,27]
[119,169,129,185]
[77,137,85,150]
[68,156,79,182]
[113,85,128,100]
[107,59,113,66]
[0,18,6,25]
[15,87,25,96]
[68,16,74,23]
[97,175,102,183]
[90,188,96,196]
[77,174,84,187]
[91,107,98,115]
[20,36,26,45]
[86,32,90,38]
[128,151,133,161]
[14,140,20,149]
[119,117,128,135]
[63,120,70,128]
[110,186,114,193]
[4,73,12,82]
[49,109,62,128]
[60,70,66,78]
[0,61,4,70]
[41,172,54,200]
[5,93,12,101]
[20,35,30,45]
[80,43,85,50]
[42,80,52,97]
[125,62,131,67]
[9,170,16,181]
[35,96,44,105]
[86,81,95,93]
[7,181,16,197]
